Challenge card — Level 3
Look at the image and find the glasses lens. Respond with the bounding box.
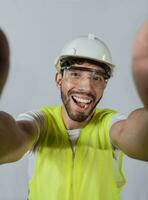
[63,66,106,87]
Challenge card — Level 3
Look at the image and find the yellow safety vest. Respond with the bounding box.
[28,106,126,200]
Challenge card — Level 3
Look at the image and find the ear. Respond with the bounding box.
[55,72,63,88]
[103,80,108,89]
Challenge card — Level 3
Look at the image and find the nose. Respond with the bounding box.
[76,75,93,91]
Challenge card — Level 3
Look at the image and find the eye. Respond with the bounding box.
[71,72,79,76]
[92,75,103,81]
[69,71,81,77]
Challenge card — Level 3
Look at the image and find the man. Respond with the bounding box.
[0,21,148,200]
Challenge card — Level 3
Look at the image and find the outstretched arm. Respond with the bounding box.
[0,112,40,164]
[0,30,40,164]
[110,21,148,161]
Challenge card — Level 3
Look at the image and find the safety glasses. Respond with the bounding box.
[61,65,107,88]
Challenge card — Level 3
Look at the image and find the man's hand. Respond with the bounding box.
[0,29,9,95]
[110,21,148,161]
[133,21,148,107]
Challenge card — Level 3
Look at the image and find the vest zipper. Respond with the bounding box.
[69,139,75,200]
[68,133,80,200]
[70,139,79,200]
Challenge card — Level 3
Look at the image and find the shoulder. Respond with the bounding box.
[94,108,117,122]
[95,107,117,115]
[95,108,126,123]
[40,105,61,117]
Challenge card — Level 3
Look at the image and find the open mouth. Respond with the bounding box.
[71,95,92,109]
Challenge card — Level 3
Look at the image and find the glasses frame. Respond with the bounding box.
[61,65,108,88]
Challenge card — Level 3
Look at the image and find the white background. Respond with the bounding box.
[0,0,148,199]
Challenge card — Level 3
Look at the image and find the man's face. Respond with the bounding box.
[56,61,107,124]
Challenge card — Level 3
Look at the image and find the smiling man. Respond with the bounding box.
[57,60,108,128]
[0,22,148,200]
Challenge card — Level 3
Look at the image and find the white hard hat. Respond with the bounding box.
[55,33,115,76]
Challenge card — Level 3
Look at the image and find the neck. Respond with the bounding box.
[61,106,94,130]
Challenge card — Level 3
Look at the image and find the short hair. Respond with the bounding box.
[60,57,112,79]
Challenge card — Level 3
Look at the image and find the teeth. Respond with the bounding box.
[73,96,91,104]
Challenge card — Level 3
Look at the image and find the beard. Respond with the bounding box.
[61,88,102,122]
